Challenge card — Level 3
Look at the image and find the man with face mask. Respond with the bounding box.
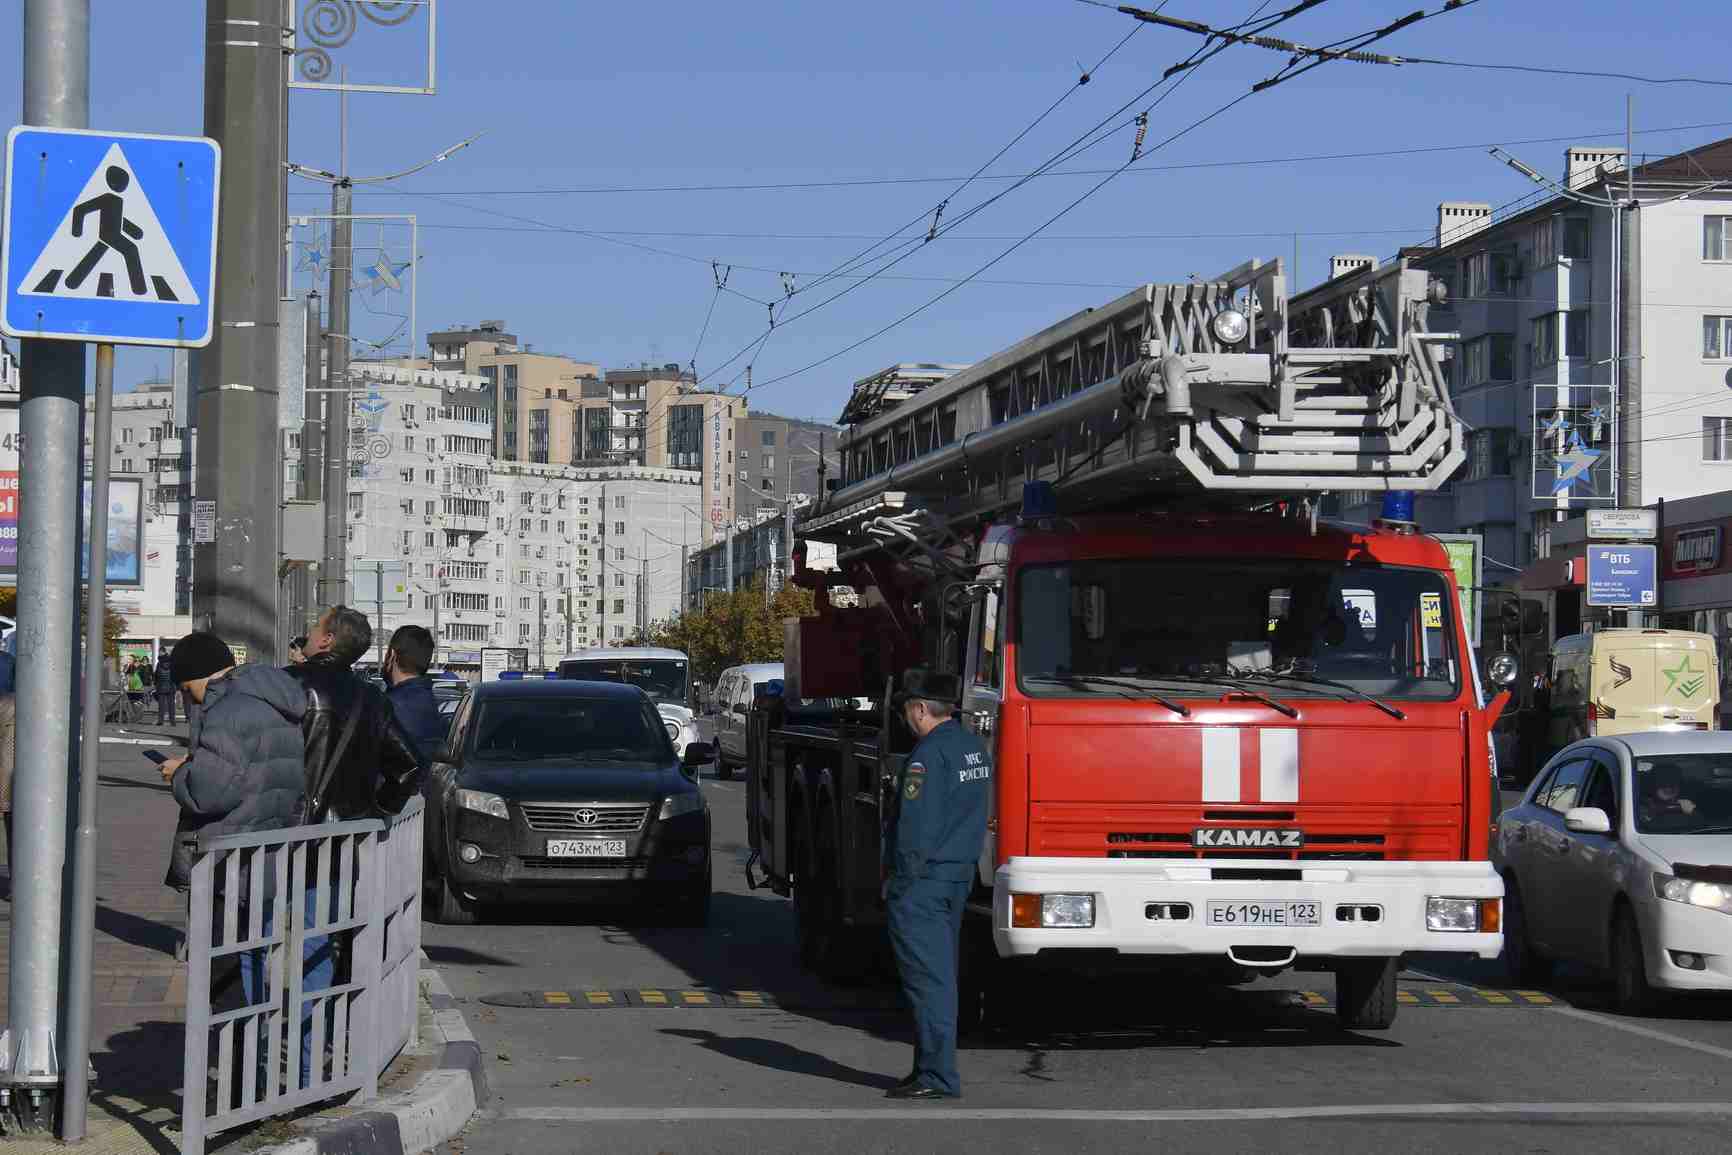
[882,668,991,1101]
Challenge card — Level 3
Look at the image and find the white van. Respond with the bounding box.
[1547,629,1719,749]
[711,662,783,780]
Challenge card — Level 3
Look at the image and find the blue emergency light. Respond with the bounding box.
[1378,490,1417,532]
[1021,480,1058,519]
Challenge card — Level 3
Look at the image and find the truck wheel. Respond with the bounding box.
[1503,880,1554,986]
[795,812,864,983]
[1334,957,1398,1030]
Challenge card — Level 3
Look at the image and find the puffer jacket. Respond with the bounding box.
[165,663,309,889]
[288,654,424,820]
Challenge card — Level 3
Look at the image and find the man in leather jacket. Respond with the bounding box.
[290,605,424,819]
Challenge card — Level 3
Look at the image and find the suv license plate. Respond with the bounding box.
[546,839,627,858]
[1206,901,1320,927]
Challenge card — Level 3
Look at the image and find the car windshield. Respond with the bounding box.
[557,658,688,703]
[1017,558,1460,701]
[472,696,671,763]
[1633,752,1732,834]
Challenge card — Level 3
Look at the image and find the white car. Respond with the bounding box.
[1494,731,1732,1011]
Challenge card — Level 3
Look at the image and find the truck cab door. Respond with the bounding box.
[962,590,1004,886]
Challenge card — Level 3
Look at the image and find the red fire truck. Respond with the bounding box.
[744,258,1512,1029]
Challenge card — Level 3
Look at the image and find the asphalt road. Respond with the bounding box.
[426,779,1732,1155]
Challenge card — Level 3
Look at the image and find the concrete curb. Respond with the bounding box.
[260,958,486,1155]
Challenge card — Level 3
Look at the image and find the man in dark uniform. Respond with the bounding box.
[883,668,991,1101]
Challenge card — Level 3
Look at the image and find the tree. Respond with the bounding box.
[0,585,129,659]
[642,577,814,684]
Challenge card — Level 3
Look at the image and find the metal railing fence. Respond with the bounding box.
[180,799,423,1155]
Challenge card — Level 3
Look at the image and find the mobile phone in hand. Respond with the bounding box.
[142,749,168,765]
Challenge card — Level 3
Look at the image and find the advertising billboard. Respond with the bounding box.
[81,477,144,588]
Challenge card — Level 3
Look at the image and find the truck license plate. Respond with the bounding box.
[1206,901,1320,927]
[546,839,627,858]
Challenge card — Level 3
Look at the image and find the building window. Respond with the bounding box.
[1705,316,1732,359]
[614,521,625,535]
[1467,429,1516,481]
[1706,216,1732,262]
[614,495,625,509]
[761,429,777,446]
[1531,313,1559,367]
[762,453,774,470]
[1705,417,1732,462]
[1462,248,1515,299]
[425,532,435,547]
[1561,217,1589,260]
[613,599,625,615]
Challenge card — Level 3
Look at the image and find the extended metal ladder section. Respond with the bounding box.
[802,258,1463,545]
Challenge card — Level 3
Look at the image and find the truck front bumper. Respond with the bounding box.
[994,857,1503,962]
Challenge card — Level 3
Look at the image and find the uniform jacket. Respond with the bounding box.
[887,717,992,883]
[386,675,446,761]
[165,663,309,888]
[287,654,424,820]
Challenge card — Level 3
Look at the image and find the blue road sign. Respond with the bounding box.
[1,126,220,348]
[1586,543,1658,607]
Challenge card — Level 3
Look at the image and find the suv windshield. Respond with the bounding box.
[472,696,671,763]
[1017,558,1460,701]
[1634,752,1732,834]
[557,658,688,703]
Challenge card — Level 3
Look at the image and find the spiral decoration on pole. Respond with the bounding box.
[349,434,394,466]
[295,1,423,85]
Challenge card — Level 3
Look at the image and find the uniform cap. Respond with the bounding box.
[894,667,962,707]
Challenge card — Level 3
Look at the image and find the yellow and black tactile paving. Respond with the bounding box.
[482,985,1559,1011]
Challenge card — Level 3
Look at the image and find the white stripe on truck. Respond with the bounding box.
[1259,728,1299,803]
[1201,728,1240,802]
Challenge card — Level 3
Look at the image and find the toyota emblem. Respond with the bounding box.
[574,808,598,826]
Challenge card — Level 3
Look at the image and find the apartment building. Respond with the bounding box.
[1318,137,1732,579]
[426,319,602,466]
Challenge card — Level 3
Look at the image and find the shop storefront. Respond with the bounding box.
[1657,517,1732,725]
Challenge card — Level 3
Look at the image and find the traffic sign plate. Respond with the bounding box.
[1586,543,1658,607]
[2,126,220,347]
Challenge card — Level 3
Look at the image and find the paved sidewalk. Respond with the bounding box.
[0,723,429,1153]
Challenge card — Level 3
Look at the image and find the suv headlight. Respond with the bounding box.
[454,789,509,820]
[659,792,705,821]
[665,721,681,741]
[1654,872,1732,914]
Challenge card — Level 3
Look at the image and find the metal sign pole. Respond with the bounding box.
[3,0,89,1133]
[62,342,113,1139]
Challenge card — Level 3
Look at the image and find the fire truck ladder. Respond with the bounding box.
[801,257,1463,545]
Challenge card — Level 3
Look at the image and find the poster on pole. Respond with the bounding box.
[0,401,18,583]
[191,500,216,544]
[1433,533,1483,647]
[79,478,143,588]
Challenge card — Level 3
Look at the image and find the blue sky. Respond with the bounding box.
[2,0,1728,422]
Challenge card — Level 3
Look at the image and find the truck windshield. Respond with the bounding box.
[557,659,689,704]
[1017,559,1459,701]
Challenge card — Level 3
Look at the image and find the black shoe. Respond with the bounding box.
[892,1073,919,1091]
[885,1084,959,1101]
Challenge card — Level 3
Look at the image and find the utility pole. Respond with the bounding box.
[374,559,384,665]
[319,72,353,610]
[4,2,87,1132]
[641,526,648,638]
[194,0,285,660]
[538,590,546,668]
[1617,94,1642,510]
[599,481,607,644]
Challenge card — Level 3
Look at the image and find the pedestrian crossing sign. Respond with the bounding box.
[2,126,220,348]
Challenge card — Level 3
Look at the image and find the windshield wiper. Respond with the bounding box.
[1238,668,1406,721]
[1143,673,1299,719]
[1024,674,1191,718]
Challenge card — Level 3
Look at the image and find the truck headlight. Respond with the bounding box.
[1654,872,1732,914]
[659,792,705,821]
[454,789,509,820]
[1426,896,1498,932]
[1011,892,1095,928]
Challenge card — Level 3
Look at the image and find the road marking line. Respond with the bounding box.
[1546,1004,1732,1063]
[681,991,711,1004]
[496,1102,1732,1124]
[1426,989,1460,1004]
[584,991,613,1004]
[1476,990,1514,1004]
[638,989,668,1004]
[1397,992,1419,1004]
[543,992,571,1005]
[1518,991,1554,1004]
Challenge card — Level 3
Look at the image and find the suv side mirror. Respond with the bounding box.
[682,741,715,767]
[1564,806,1612,835]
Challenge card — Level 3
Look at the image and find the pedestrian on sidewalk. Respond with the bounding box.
[289,606,423,821]
[881,668,991,1101]
[160,631,321,1089]
[288,636,307,666]
[154,652,178,726]
[382,625,444,761]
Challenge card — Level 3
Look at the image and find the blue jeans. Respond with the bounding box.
[239,886,333,1091]
[886,876,970,1095]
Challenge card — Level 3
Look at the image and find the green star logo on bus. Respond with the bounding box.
[1662,654,1706,699]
